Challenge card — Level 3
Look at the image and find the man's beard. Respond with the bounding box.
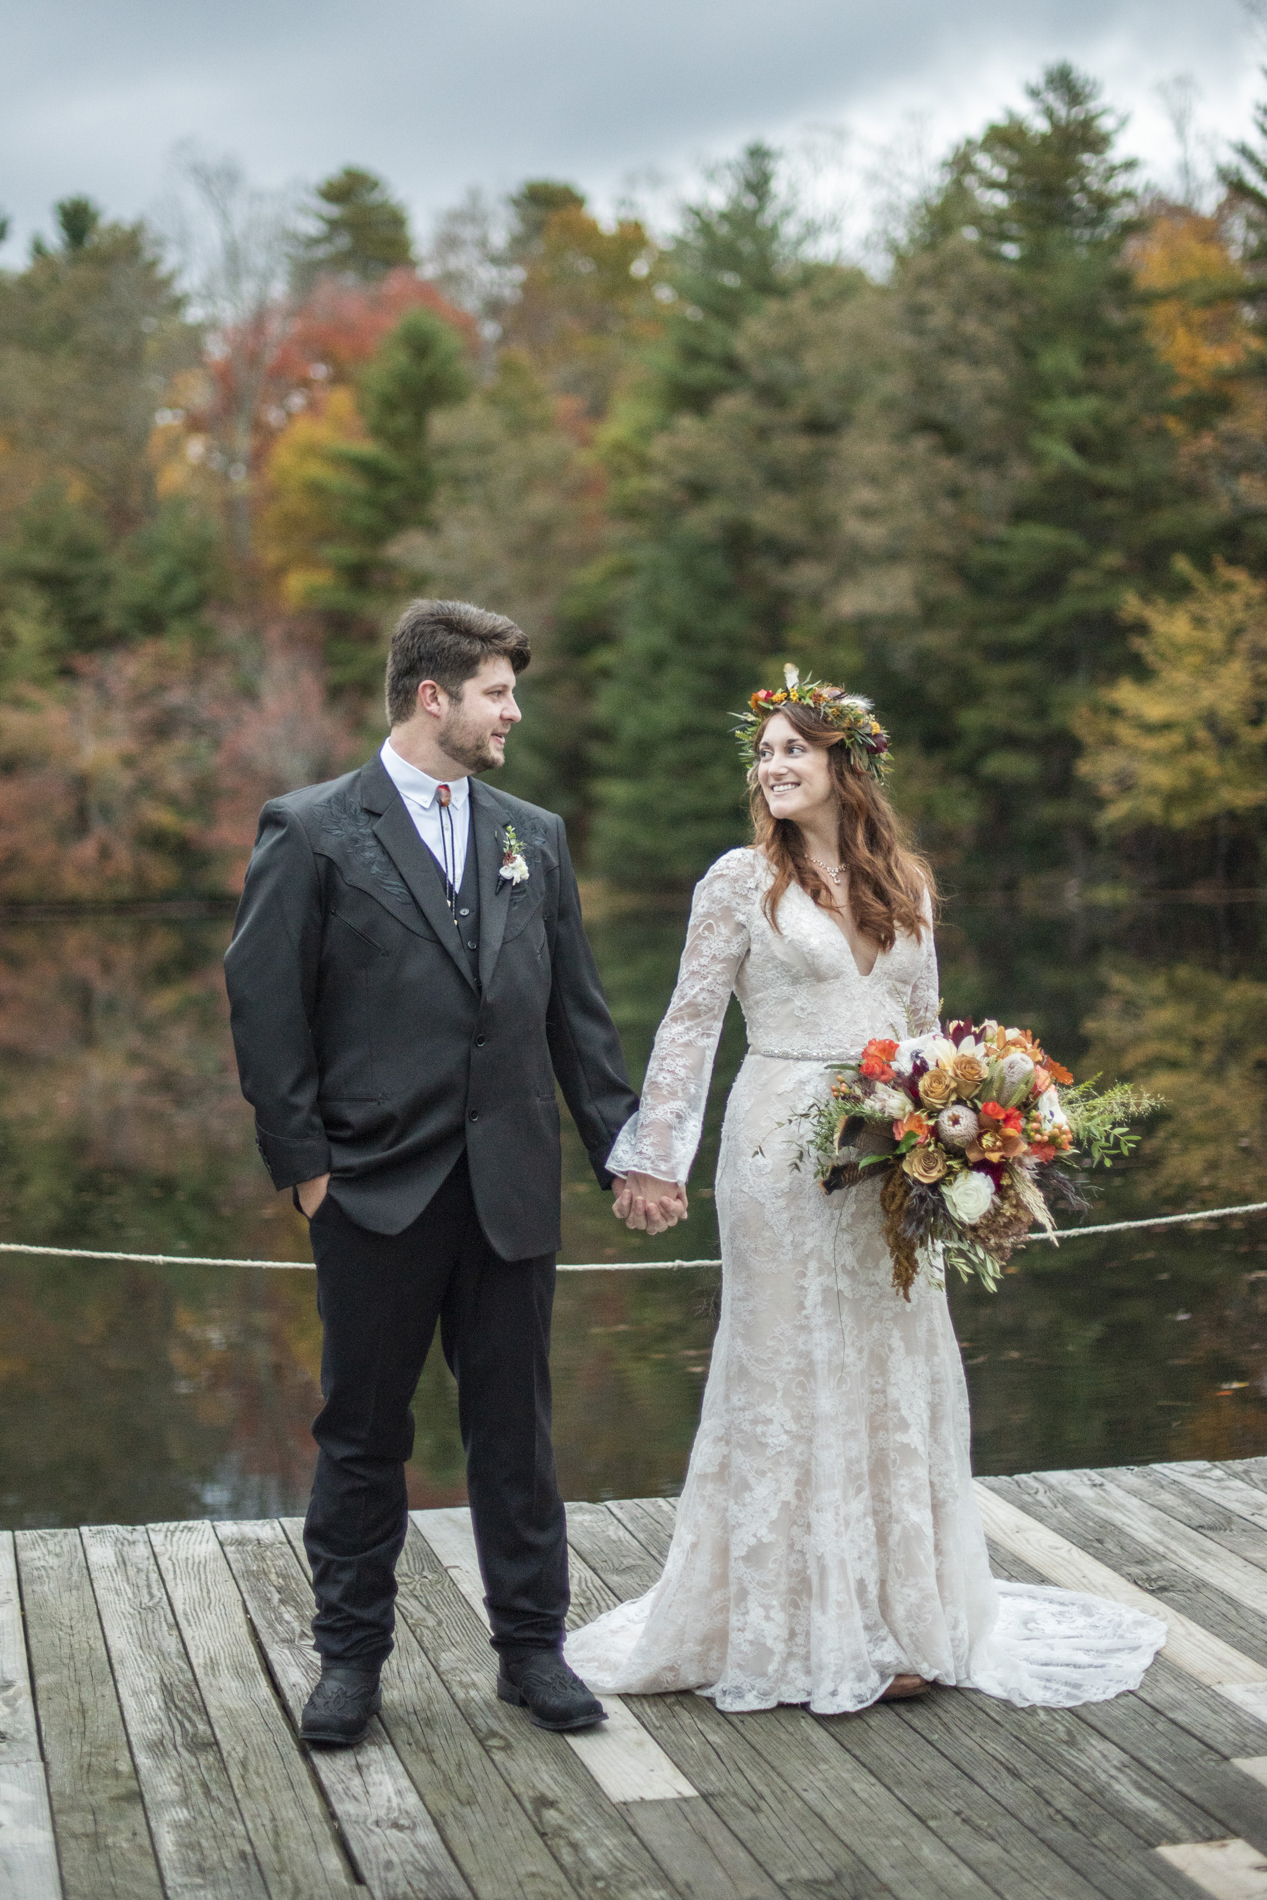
[438,707,506,774]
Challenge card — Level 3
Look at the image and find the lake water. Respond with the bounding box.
[0,887,1263,1529]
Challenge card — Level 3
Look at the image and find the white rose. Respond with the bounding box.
[942,1168,997,1225]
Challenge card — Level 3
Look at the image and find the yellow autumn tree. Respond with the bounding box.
[1131,205,1267,520]
[1132,206,1254,394]
[1081,961,1267,1209]
[1080,562,1267,833]
[254,386,365,609]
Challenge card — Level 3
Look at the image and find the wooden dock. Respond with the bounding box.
[9,1462,1267,1900]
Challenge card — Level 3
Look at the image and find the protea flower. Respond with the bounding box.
[937,1104,980,1150]
[997,1051,1035,1107]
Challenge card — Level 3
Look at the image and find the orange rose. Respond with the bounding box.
[860,1037,899,1082]
[894,1110,933,1145]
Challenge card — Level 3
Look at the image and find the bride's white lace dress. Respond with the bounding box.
[566,848,1165,1712]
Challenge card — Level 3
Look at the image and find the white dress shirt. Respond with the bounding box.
[379,739,471,890]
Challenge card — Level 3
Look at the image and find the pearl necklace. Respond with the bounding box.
[807,856,845,886]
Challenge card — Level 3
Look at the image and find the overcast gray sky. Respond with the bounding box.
[3,0,1261,259]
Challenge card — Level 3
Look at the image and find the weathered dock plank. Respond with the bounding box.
[80,1522,269,1900]
[885,1689,1211,1900]
[270,1517,577,1900]
[1054,1468,1267,1620]
[981,1527,1267,1871]
[1162,1461,1267,1532]
[418,1506,699,1804]
[16,1527,160,1900]
[216,1518,471,1900]
[396,1513,685,1900]
[1112,1465,1267,1579]
[148,1519,357,1900]
[1155,1836,1267,1899]
[1063,1666,1267,1863]
[555,1525,843,1900]
[822,1700,1130,1900]
[0,1765,61,1900]
[0,1530,62,1900]
[1001,1472,1267,1673]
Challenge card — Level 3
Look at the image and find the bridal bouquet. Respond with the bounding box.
[797,1019,1161,1298]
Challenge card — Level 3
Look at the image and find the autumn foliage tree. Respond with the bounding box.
[1080,562,1266,868]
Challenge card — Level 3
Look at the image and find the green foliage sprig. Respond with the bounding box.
[1057,1079,1166,1168]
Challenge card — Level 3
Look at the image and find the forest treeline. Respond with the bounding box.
[1,61,1265,901]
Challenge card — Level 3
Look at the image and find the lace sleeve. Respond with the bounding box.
[607,852,752,1184]
[909,891,940,1034]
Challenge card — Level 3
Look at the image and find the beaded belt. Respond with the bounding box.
[747,1049,851,1063]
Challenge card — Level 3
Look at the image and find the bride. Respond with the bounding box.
[567,677,1164,1714]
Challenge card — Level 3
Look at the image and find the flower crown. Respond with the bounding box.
[732,666,893,783]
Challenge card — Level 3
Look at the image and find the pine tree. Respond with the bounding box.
[1220,82,1267,260]
[649,142,798,420]
[0,207,210,682]
[52,197,101,252]
[309,306,470,690]
[0,212,194,533]
[1217,76,1267,571]
[590,145,803,882]
[293,167,414,291]
[900,65,1214,882]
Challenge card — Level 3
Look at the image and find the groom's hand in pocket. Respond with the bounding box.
[297,1173,330,1218]
[612,1172,688,1236]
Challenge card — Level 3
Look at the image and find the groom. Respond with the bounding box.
[225,598,638,1744]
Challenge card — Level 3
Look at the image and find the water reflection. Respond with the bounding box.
[0,892,1262,1528]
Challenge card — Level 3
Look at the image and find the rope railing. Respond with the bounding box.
[0,1200,1263,1272]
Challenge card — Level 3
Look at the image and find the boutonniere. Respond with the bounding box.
[499,824,530,886]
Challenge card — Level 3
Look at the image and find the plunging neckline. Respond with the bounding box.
[790,876,882,981]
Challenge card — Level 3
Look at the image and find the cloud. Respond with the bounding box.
[2,0,1258,256]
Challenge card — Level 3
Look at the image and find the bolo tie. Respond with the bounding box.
[436,783,460,925]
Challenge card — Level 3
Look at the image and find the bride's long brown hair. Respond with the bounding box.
[749,702,935,949]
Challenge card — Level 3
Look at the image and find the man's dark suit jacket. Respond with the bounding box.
[224,752,638,1258]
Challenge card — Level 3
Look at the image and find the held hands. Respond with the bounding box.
[611,1172,688,1236]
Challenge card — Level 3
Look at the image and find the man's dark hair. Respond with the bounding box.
[385,599,531,725]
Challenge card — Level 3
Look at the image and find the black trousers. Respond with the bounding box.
[302,1153,569,1669]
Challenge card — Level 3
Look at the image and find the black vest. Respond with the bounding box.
[444,823,480,982]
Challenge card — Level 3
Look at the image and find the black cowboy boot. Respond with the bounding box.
[300,1662,382,1746]
[497,1651,607,1732]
